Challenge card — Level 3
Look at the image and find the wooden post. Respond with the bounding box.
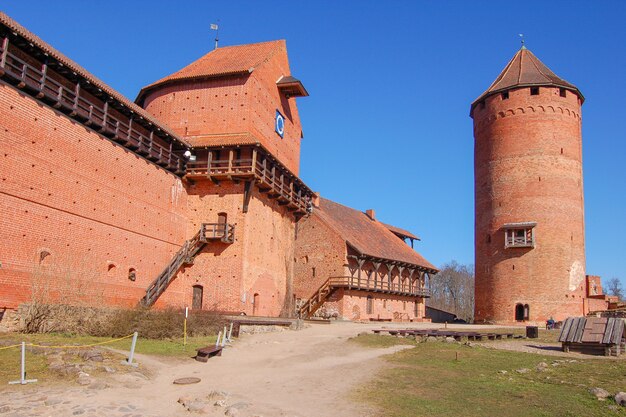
[148,131,154,157]
[206,151,213,178]
[0,36,8,74]
[72,82,80,116]
[38,62,47,96]
[101,101,109,132]
[251,148,257,174]
[228,149,234,174]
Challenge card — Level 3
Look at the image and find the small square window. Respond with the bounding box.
[501,91,509,100]
[559,88,567,98]
[530,87,540,96]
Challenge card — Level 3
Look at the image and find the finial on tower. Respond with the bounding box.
[211,22,219,50]
[519,33,526,49]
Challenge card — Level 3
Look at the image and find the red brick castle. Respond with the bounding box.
[0,12,436,323]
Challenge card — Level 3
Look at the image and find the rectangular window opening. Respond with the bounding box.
[501,91,509,100]
[559,88,567,98]
[505,226,535,248]
[530,87,540,96]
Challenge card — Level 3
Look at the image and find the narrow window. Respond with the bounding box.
[530,87,539,95]
[366,296,373,314]
[312,267,316,277]
[515,303,524,321]
[403,301,406,311]
[501,91,509,100]
[559,88,567,98]
[128,268,136,281]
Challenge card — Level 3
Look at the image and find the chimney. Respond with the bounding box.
[365,209,375,220]
[312,192,320,208]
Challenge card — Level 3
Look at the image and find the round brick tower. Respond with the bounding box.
[471,47,586,324]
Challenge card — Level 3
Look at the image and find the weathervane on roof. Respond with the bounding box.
[211,21,219,50]
[519,33,526,49]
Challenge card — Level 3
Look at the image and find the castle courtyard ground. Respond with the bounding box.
[0,322,623,417]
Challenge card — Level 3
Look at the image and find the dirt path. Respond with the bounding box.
[2,321,446,417]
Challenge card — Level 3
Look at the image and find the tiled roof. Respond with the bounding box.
[136,40,285,103]
[381,222,420,241]
[315,198,437,271]
[0,12,189,148]
[471,47,584,113]
[185,133,260,148]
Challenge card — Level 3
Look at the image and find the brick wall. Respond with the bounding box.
[0,81,187,310]
[155,179,297,317]
[294,211,346,301]
[473,86,586,323]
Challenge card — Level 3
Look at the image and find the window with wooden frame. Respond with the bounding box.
[504,222,536,248]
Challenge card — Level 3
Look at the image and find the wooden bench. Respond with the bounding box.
[195,345,223,362]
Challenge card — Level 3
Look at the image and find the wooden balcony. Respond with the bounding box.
[186,147,312,215]
[200,223,235,244]
[328,276,431,297]
[0,34,186,175]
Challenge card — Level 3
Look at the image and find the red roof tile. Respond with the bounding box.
[315,198,437,271]
[471,47,584,114]
[136,40,285,103]
[185,133,260,148]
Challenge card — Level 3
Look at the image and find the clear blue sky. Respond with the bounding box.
[3,1,625,289]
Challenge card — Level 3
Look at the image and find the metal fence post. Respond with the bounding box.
[123,332,138,367]
[9,342,37,385]
[227,322,233,342]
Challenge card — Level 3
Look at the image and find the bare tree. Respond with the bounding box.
[427,261,475,322]
[23,252,104,333]
[606,277,624,301]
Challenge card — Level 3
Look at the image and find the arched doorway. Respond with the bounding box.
[515,303,525,321]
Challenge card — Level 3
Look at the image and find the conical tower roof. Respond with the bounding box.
[471,47,583,115]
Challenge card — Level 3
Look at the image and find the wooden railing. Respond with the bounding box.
[328,276,431,297]
[297,275,430,319]
[0,37,186,175]
[187,154,311,214]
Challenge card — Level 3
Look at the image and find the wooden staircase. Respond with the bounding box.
[297,278,336,319]
[142,223,235,306]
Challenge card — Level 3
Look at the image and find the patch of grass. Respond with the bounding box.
[353,335,626,417]
[0,332,218,384]
[2,332,218,356]
[350,333,418,348]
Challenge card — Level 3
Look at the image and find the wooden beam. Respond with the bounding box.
[206,151,213,180]
[71,82,80,116]
[0,37,8,75]
[36,62,47,98]
[242,180,253,213]
[100,101,108,132]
